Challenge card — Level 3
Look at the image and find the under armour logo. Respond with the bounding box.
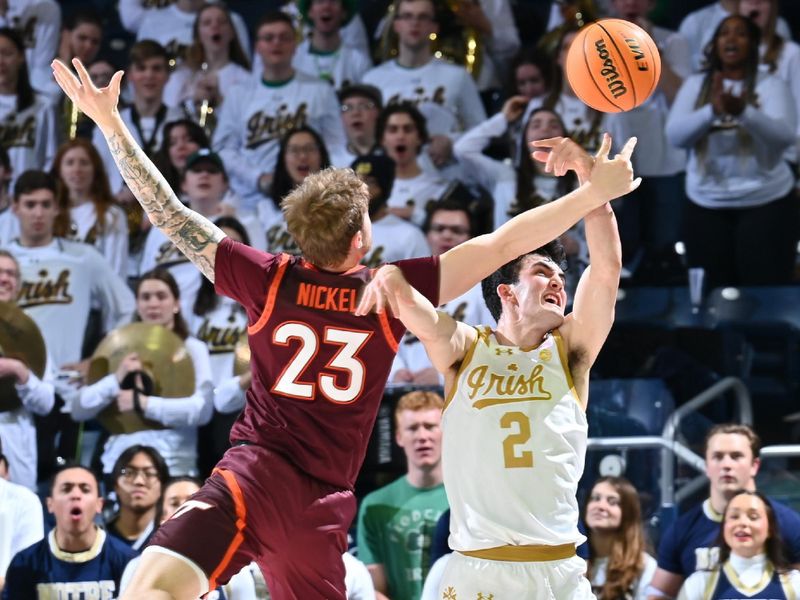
[477,594,494,600]
[442,587,457,600]
[495,348,513,356]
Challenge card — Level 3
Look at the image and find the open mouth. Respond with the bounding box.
[69,507,83,521]
[543,293,561,307]
[210,33,222,43]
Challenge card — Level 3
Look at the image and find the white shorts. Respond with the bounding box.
[438,552,596,600]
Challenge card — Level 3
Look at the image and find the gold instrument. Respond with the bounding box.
[62,97,82,140]
[0,302,46,412]
[233,331,250,376]
[537,0,599,58]
[87,323,195,434]
[378,0,483,80]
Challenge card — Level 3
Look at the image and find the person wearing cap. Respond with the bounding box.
[139,148,265,317]
[352,153,430,268]
[331,84,384,168]
[292,0,372,89]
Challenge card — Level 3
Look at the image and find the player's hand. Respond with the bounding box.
[115,352,142,384]
[51,58,124,130]
[0,357,28,384]
[355,265,414,317]
[586,133,642,202]
[531,136,594,182]
[427,135,454,168]
[502,95,529,123]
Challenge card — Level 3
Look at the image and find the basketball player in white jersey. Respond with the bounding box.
[360,134,634,599]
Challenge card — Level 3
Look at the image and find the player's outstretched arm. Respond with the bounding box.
[437,134,640,303]
[358,266,475,373]
[51,58,225,282]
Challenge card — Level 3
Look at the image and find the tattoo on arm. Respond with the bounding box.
[106,131,225,282]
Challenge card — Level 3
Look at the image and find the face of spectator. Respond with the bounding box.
[256,21,297,71]
[137,278,180,330]
[739,0,772,31]
[284,131,323,185]
[160,480,200,524]
[182,160,227,203]
[115,452,163,514]
[309,0,345,35]
[715,17,751,69]
[13,189,59,246]
[611,0,653,20]
[515,62,546,100]
[0,255,19,302]
[585,481,623,531]
[723,493,770,558]
[128,56,170,103]
[58,146,94,198]
[341,94,379,145]
[47,468,102,537]
[198,5,235,55]
[168,125,201,171]
[88,60,115,89]
[557,31,578,72]
[526,110,565,147]
[395,408,442,472]
[705,433,759,498]
[393,0,437,52]
[0,35,24,90]
[426,209,470,255]
[68,22,102,64]
[382,112,422,167]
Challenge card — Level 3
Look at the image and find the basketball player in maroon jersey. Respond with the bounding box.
[52,57,641,600]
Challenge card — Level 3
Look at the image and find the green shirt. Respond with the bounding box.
[356,476,449,600]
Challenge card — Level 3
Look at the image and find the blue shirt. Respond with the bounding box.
[656,498,800,576]
[710,562,790,599]
[2,528,135,599]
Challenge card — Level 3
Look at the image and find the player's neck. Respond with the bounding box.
[406,464,442,489]
[397,46,432,69]
[588,530,614,559]
[494,321,549,350]
[311,29,342,53]
[115,506,156,540]
[55,524,98,554]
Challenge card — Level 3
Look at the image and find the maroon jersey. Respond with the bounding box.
[215,237,439,489]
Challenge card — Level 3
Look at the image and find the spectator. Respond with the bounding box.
[292,0,372,89]
[212,11,345,212]
[585,476,657,600]
[377,103,448,226]
[330,83,383,168]
[163,2,251,130]
[0,28,58,189]
[679,0,791,72]
[678,490,800,599]
[351,152,430,267]
[665,14,797,289]
[0,249,55,490]
[357,390,448,600]
[1,463,134,599]
[0,438,44,594]
[647,424,800,600]
[0,0,60,97]
[277,0,370,57]
[93,40,183,197]
[106,445,168,552]
[152,118,210,201]
[363,0,487,170]
[135,0,250,68]
[0,147,13,245]
[71,269,214,477]
[50,138,130,279]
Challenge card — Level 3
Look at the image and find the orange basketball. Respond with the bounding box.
[565,18,661,113]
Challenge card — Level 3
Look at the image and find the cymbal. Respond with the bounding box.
[0,302,46,412]
[233,331,250,376]
[88,323,195,434]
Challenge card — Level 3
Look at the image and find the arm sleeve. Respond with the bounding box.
[213,375,246,413]
[676,571,707,600]
[482,0,520,66]
[344,552,377,600]
[118,0,146,33]
[739,77,797,150]
[665,76,715,149]
[16,371,55,416]
[14,492,44,554]
[1,555,35,599]
[72,374,119,421]
[656,521,685,574]
[30,1,61,73]
[453,112,516,191]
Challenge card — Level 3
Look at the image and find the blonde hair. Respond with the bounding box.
[282,167,369,269]
[394,390,444,427]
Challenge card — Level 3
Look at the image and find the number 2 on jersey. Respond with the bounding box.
[272,322,371,403]
[501,411,534,468]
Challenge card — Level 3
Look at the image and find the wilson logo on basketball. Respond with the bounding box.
[594,39,627,99]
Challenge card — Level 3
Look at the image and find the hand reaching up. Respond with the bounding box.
[586,133,641,202]
[355,265,414,317]
[51,58,124,132]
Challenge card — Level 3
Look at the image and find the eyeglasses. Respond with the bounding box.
[257,32,295,44]
[341,101,376,113]
[395,13,435,23]
[429,224,470,235]
[119,467,160,483]
[286,144,320,156]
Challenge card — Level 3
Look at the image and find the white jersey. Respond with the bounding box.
[0,93,58,188]
[292,39,372,89]
[363,213,430,268]
[68,203,130,280]
[362,59,487,136]
[0,0,61,96]
[139,226,202,318]
[212,72,346,209]
[386,172,449,226]
[9,238,136,369]
[163,62,253,110]
[443,327,587,551]
[0,477,44,577]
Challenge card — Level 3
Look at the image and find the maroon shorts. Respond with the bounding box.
[148,443,356,600]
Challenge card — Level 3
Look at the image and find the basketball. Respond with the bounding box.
[565,19,662,113]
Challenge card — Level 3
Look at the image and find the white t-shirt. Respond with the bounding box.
[68,203,130,280]
[0,478,44,576]
[385,172,449,226]
[163,62,254,111]
[292,39,372,89]
[139,226,203,318]
[365,213,431,267]
[0,93,58,188]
